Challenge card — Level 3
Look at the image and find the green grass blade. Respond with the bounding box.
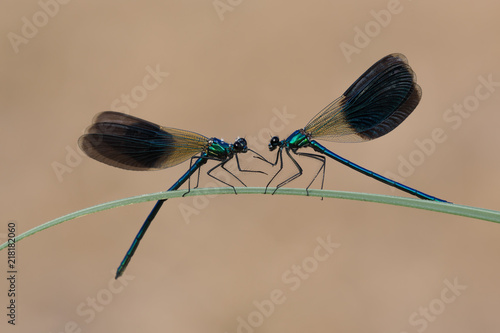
[1,187,499,251]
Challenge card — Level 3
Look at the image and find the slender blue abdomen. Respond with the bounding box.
[309,140,448,202]
[115,156,208,278]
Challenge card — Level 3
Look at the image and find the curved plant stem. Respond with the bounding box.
[1,187,499,251]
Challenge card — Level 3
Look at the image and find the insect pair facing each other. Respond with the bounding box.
[79,53,449,279]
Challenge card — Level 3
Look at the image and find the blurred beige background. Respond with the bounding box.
[2,1,500,332]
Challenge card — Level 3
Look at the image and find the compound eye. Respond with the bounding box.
[270,136,280,146]
[234,138,247,152]
[237,138,247,146]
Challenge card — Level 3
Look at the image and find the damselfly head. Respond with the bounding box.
[233,138,248,153]
[269,136,280,151]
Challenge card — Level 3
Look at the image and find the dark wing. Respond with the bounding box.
[304,53,422,143]
[78,111,208,170]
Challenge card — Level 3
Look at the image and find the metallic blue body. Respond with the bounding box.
[80,112,264,278]
[116,155,208,277]
[266,54,448,203]
[273,129,447,202]
[115,137,251,278]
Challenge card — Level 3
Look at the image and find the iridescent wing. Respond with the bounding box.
[304,53,421,143]
[78,111,208,170]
